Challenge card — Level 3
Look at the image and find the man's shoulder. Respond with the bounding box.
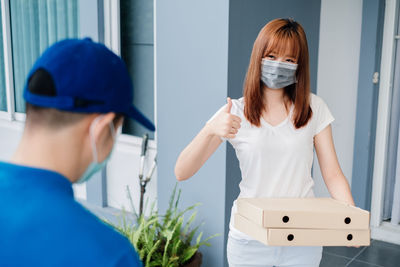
[0,192,141,266]
[60,203,141,265]
[36,197,134,253]
[67,201,130,245]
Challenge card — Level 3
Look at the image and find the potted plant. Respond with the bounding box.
[105,184,219,267]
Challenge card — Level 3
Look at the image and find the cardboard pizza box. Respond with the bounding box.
[234,213,371,246]
[237,198,370,229]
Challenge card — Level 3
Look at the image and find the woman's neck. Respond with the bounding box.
[262,86,290,109]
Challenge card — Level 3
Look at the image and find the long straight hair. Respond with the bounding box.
[243,18,312,129]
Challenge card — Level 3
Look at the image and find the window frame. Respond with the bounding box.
[0,0,15,122]
[102,0,157,145]
[371,0,400,245]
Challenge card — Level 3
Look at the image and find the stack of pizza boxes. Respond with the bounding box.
[234,198,370,246]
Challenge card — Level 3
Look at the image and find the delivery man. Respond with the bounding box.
[0,38,155,266]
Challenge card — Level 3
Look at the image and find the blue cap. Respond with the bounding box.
[23,38,155,131]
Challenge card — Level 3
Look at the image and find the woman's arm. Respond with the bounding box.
[175,126,223,181]
[175,98,241,181]
[314,125,355,206]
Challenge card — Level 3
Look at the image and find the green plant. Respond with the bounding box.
[105,184,219,267]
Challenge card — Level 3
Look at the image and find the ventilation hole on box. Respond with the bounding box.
[287,234,294,241]
[282,216,289,223]
[347,234,353,241]
[345,217,351,224]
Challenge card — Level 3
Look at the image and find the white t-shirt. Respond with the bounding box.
[208,93,335,240]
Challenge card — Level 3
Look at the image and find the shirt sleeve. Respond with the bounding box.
[313,95,335,136]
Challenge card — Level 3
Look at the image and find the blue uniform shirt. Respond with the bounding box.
[0,161,143,267]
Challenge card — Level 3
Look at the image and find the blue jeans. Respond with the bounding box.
[227,231,323,267]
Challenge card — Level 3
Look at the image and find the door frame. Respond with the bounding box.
[370,0,400,245]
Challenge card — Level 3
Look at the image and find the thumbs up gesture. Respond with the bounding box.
[207,97,242,139]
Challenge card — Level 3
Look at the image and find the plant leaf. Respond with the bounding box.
[181,247,198,264]
[145,239,161,267]
[196,231,203,246]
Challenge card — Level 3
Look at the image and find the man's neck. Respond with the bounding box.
[10,130,85,183]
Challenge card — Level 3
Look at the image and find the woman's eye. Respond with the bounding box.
[286,59,295,63]
[266,55,275,59]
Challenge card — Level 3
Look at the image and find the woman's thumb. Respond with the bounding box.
[225,97,232,113]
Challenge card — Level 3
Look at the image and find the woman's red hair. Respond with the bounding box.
[243,18,312,129]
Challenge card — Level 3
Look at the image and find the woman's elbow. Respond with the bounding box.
[174,165,189,181]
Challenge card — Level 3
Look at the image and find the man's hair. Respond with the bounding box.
[25,69,123,129]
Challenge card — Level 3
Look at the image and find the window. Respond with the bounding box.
[1,0,155,139]
[120,0,155,139]
[10,0,79,113]
[0,0,157,212]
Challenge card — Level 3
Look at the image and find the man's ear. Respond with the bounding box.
[114,116,124,130]
[91,112,116,143]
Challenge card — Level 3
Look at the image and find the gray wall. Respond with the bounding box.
[225,1,321,263]
[313,0,363,197]
[227,0,321,98]
[156,0,229,266]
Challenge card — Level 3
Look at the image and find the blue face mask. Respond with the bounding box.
[261,59,298,89]
[77,116,116,184]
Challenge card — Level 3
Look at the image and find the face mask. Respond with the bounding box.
[261,59,298,89]
[77,116,116,184]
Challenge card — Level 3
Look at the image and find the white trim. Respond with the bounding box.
[0,118,158,151]
[0,111,10,121]
[0,119,24,131]
[371,0,399,228]
[1,0,15,121]
[371,222,400,245]
[78,0,101,42]
[78,198,134,220]
[103,0,120,55]
[153,0,158,144]
[14,112,26,122]
[118,133,157,150]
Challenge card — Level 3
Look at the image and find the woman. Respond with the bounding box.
[175,18,355,267]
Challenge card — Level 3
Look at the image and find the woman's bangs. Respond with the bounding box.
[264,32,300,60]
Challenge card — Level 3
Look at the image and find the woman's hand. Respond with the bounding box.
[175,98,239,181]
[206,97,242,139]
[315,125,361,248]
